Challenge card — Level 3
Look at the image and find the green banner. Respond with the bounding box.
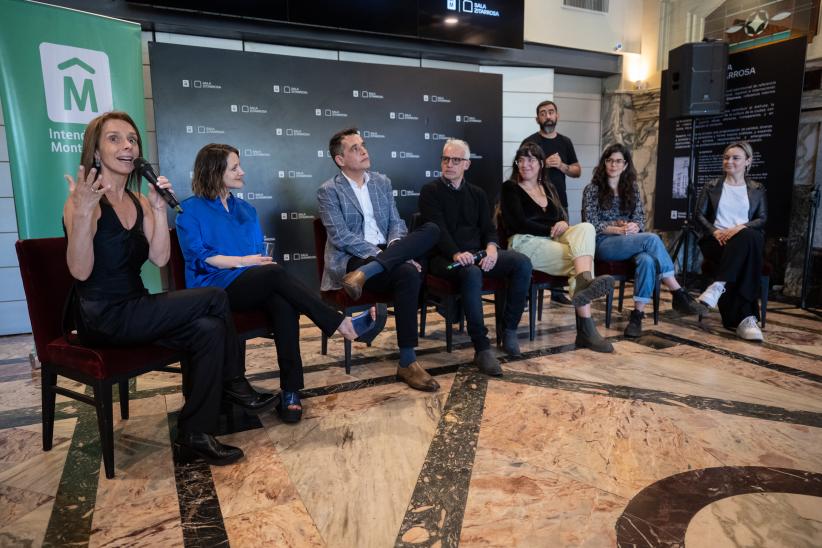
[0,0,161,291]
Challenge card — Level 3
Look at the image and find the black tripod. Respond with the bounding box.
[667,119,701,288]
[800,182,821,310]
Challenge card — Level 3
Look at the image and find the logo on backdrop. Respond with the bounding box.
[275,128,311,137]
[423,94,452,103]
[280,212,315,220]
[181,79,222,89]
[446,1,501,17]
[389,111,419,120]
[353,89,384,99]
[39,43,113,124]
[391,151,421,159]
[273,84,308,95]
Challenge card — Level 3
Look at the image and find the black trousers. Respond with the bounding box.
[78,287,242,434]
[226,264,344,391]
[346,222,440,349]
[429,249,532,352]
[699,228,764,328]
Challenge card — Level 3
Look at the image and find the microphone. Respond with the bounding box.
[133,158,183,213]
[446,250,487,270]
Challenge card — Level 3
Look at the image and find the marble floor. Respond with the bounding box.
[1,292,821,547]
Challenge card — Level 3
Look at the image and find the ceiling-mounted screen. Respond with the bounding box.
[128,0,524,49]
[419,0,524,49]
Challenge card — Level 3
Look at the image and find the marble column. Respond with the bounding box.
[784,89,822,298]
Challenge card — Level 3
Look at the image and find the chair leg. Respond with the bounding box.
[321,333,328,355]
[537,289,544,321]
[41,366,57,451]
[494,289,506,347]
[118,380,129,420]
[529,284,537,341]
[419,292,428,337]
[618,281,626,312]
[445,296,454,353]
[761,275,769,328]
[653,278,661,325]
[344,339,352,375]
[94,381,116,479]
[605,285,614,329]
[238,340,247,369]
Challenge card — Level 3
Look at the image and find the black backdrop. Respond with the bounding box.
[150,42,502,289]
[654,37,806,237]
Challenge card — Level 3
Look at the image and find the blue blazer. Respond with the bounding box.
[316,171,407,291]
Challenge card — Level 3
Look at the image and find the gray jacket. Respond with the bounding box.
[695,177,767,238]
[317,171,407,291]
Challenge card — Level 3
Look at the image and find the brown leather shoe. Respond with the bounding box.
[396,362,440,392]
[342,270,367,300]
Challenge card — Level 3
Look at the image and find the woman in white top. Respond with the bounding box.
[695,141,767,341]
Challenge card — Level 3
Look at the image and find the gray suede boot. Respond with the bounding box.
[575,315,614,353]
[572,272,614,307]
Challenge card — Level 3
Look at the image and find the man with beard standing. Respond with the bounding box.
[521,100,582,305]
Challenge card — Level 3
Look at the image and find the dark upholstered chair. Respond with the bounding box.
[495,214,569,341]
[594,259,660,328]
[168,229,274,359]
[16,237,186,479]
[699,259,770,327]
[312,218,394,373]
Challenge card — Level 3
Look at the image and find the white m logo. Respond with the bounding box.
[39,43,113,124]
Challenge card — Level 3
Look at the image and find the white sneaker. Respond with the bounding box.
[736,316,763,341]
[698,282,726,309]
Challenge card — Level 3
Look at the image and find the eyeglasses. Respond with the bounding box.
[441,156,467,165]
[605,158,625,165]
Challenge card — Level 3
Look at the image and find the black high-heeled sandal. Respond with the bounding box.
[276,391,303,423]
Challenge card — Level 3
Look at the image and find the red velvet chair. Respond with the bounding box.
[16,237,186,479]
[496,213,569,341]
[312,218,394,373]
[594,259,660,328]
[167,229,274,358]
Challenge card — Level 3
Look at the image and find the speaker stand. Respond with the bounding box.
[667,118,700,288]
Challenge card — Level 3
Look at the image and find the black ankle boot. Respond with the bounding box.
[575,315,613,353]
[624,309,644,338]
[175,432,244,465]
[223,377,277,412]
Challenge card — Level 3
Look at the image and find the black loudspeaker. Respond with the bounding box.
[665,41,729,119]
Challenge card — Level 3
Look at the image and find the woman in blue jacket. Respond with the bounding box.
[176,144,381,422]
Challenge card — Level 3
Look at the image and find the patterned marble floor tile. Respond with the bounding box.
[209,427,299,519]
[0,483,53,529]
[460,446,627,547]
[223,500,326,547]
[0,334,35,361]
[506,339,822,414]
[93,405,176,512]
[263,376,455,548]
[88,491,183,548]
[0,497,54,548]
[474,381,725,500]
[656,319,822,376]
[685,492,822,547]
[0,418,77,496]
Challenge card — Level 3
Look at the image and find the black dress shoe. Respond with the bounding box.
[223,377,278,413]
[174,432,244,465]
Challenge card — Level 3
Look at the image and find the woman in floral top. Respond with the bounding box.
[582,143,706,337]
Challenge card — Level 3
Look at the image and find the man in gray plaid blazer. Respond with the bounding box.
[317,128,440,391]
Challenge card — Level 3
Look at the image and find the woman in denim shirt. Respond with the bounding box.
[582,143,706,337]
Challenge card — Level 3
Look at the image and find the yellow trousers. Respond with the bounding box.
[509,222,596,296]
